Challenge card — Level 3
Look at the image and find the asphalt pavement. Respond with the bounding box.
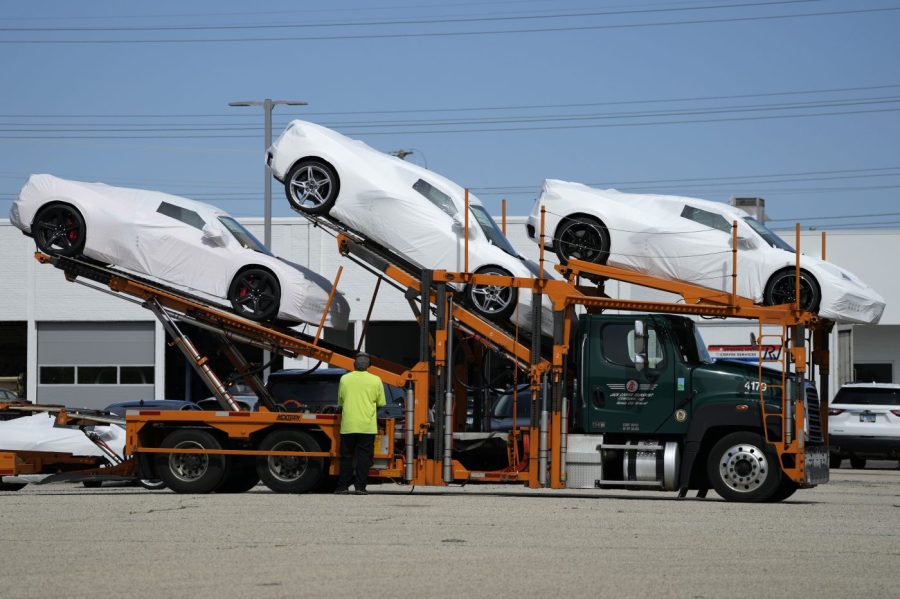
[1,465,898,599]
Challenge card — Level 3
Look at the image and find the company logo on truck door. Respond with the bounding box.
[607,381,657,406]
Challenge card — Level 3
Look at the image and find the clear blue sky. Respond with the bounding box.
[1,0,898,230]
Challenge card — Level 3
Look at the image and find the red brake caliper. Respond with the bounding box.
[66,218,78,242]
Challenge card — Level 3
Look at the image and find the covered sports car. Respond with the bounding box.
[267,120,555,333]
[526,179,884,324]
[10,174,350,328]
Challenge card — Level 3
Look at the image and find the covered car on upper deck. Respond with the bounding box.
[526,179,884,324]
[266,120,555,334]
[10,174,350,328]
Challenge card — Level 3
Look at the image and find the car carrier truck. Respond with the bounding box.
[1,210,831,502]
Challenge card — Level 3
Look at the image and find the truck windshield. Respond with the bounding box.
[219,217,272,256]
[469,205,518,257]
[743,217,795,252]
[669,318,714,364]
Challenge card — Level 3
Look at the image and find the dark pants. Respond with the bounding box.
[337,433,375,491]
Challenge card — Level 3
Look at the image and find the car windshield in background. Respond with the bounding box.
[469,205,518,257]
[219,217,272,256]
[744,217,795,252]
[413,179,458,218]
[834,387,900,406]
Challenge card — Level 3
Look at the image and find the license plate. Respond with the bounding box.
[860,413,876,423]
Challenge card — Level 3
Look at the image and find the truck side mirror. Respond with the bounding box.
[633,320,648,372]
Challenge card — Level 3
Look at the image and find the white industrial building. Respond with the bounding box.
[1,206,897,408]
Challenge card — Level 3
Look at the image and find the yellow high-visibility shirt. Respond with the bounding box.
[338,370,386,434]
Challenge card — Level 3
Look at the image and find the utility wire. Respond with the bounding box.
[0,1,824,32]
[1,6,897,44]
[3,96,898,131]
[2,83,897,119]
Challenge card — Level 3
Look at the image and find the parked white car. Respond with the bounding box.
[828,383,900,469]
[526,179,885,324]
[10,174,350,328]
[267,120,555,333]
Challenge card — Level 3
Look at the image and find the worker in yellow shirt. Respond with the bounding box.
[335,353,385,495]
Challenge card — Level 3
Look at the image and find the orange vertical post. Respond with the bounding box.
[821,231,827,261]
[731,220,738,306]
[539,205,546,284]
[795,224,801,311]
[501,199,507,235]
[464,188,470,274]
[314,266,343,345]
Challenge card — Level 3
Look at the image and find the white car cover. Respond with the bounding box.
[267,120,557,334]
[528,179,885,325]
[10,174,350,329]
[0,413,125,457]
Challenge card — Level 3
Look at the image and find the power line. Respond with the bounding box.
[2,83,897,119]
[2,95,898,131]
[0,1,823,32]
[1,6,897,44]
[473,166,900,191]
[1,105,898,140]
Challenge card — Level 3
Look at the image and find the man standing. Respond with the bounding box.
[335,353,385,495]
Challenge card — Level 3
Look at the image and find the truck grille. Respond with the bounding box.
[805,386,823,443]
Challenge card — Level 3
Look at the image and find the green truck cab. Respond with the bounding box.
[566,313,827,502]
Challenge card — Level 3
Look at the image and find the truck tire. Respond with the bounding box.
[0,482,27,492]
[850,456,866,469]
[217,456,261,493]
[765,476,799,503]
[155,429,227,494]
[707,432,781,502]
[830,454,842,469]
[256,429,324,493]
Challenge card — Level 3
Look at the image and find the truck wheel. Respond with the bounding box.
[850,456,866,469]
[707,432,781,502]
[155,429,227,494]
[765,476,799,502]
[217,456,261,493]
[830,454,842,469]
[256,430,324,493]
[0,482,27,491]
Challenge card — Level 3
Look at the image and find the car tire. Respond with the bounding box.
[32,203,87,257]
[554,215,610,266]
[137,479,167,491]
[850,456,866,469]
[763,268,821,313]
[706,431,781,502]
[0,482,27,492]
[155,429,228,494]
[228,267,281,322]
[284,159,340,215]
[256,430,324,493]
[466,266,517,322]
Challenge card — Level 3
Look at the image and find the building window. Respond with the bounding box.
[854,363,892,384]
[39,366,75,385]
[77,366,118,385]
[121,366,155,384]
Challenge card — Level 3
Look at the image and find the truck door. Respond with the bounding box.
[580,317,677,435]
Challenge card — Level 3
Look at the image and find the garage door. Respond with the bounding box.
[37,322,155,410]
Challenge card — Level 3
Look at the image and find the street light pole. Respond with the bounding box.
[229,99,307,247]
[229,99,306,383]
